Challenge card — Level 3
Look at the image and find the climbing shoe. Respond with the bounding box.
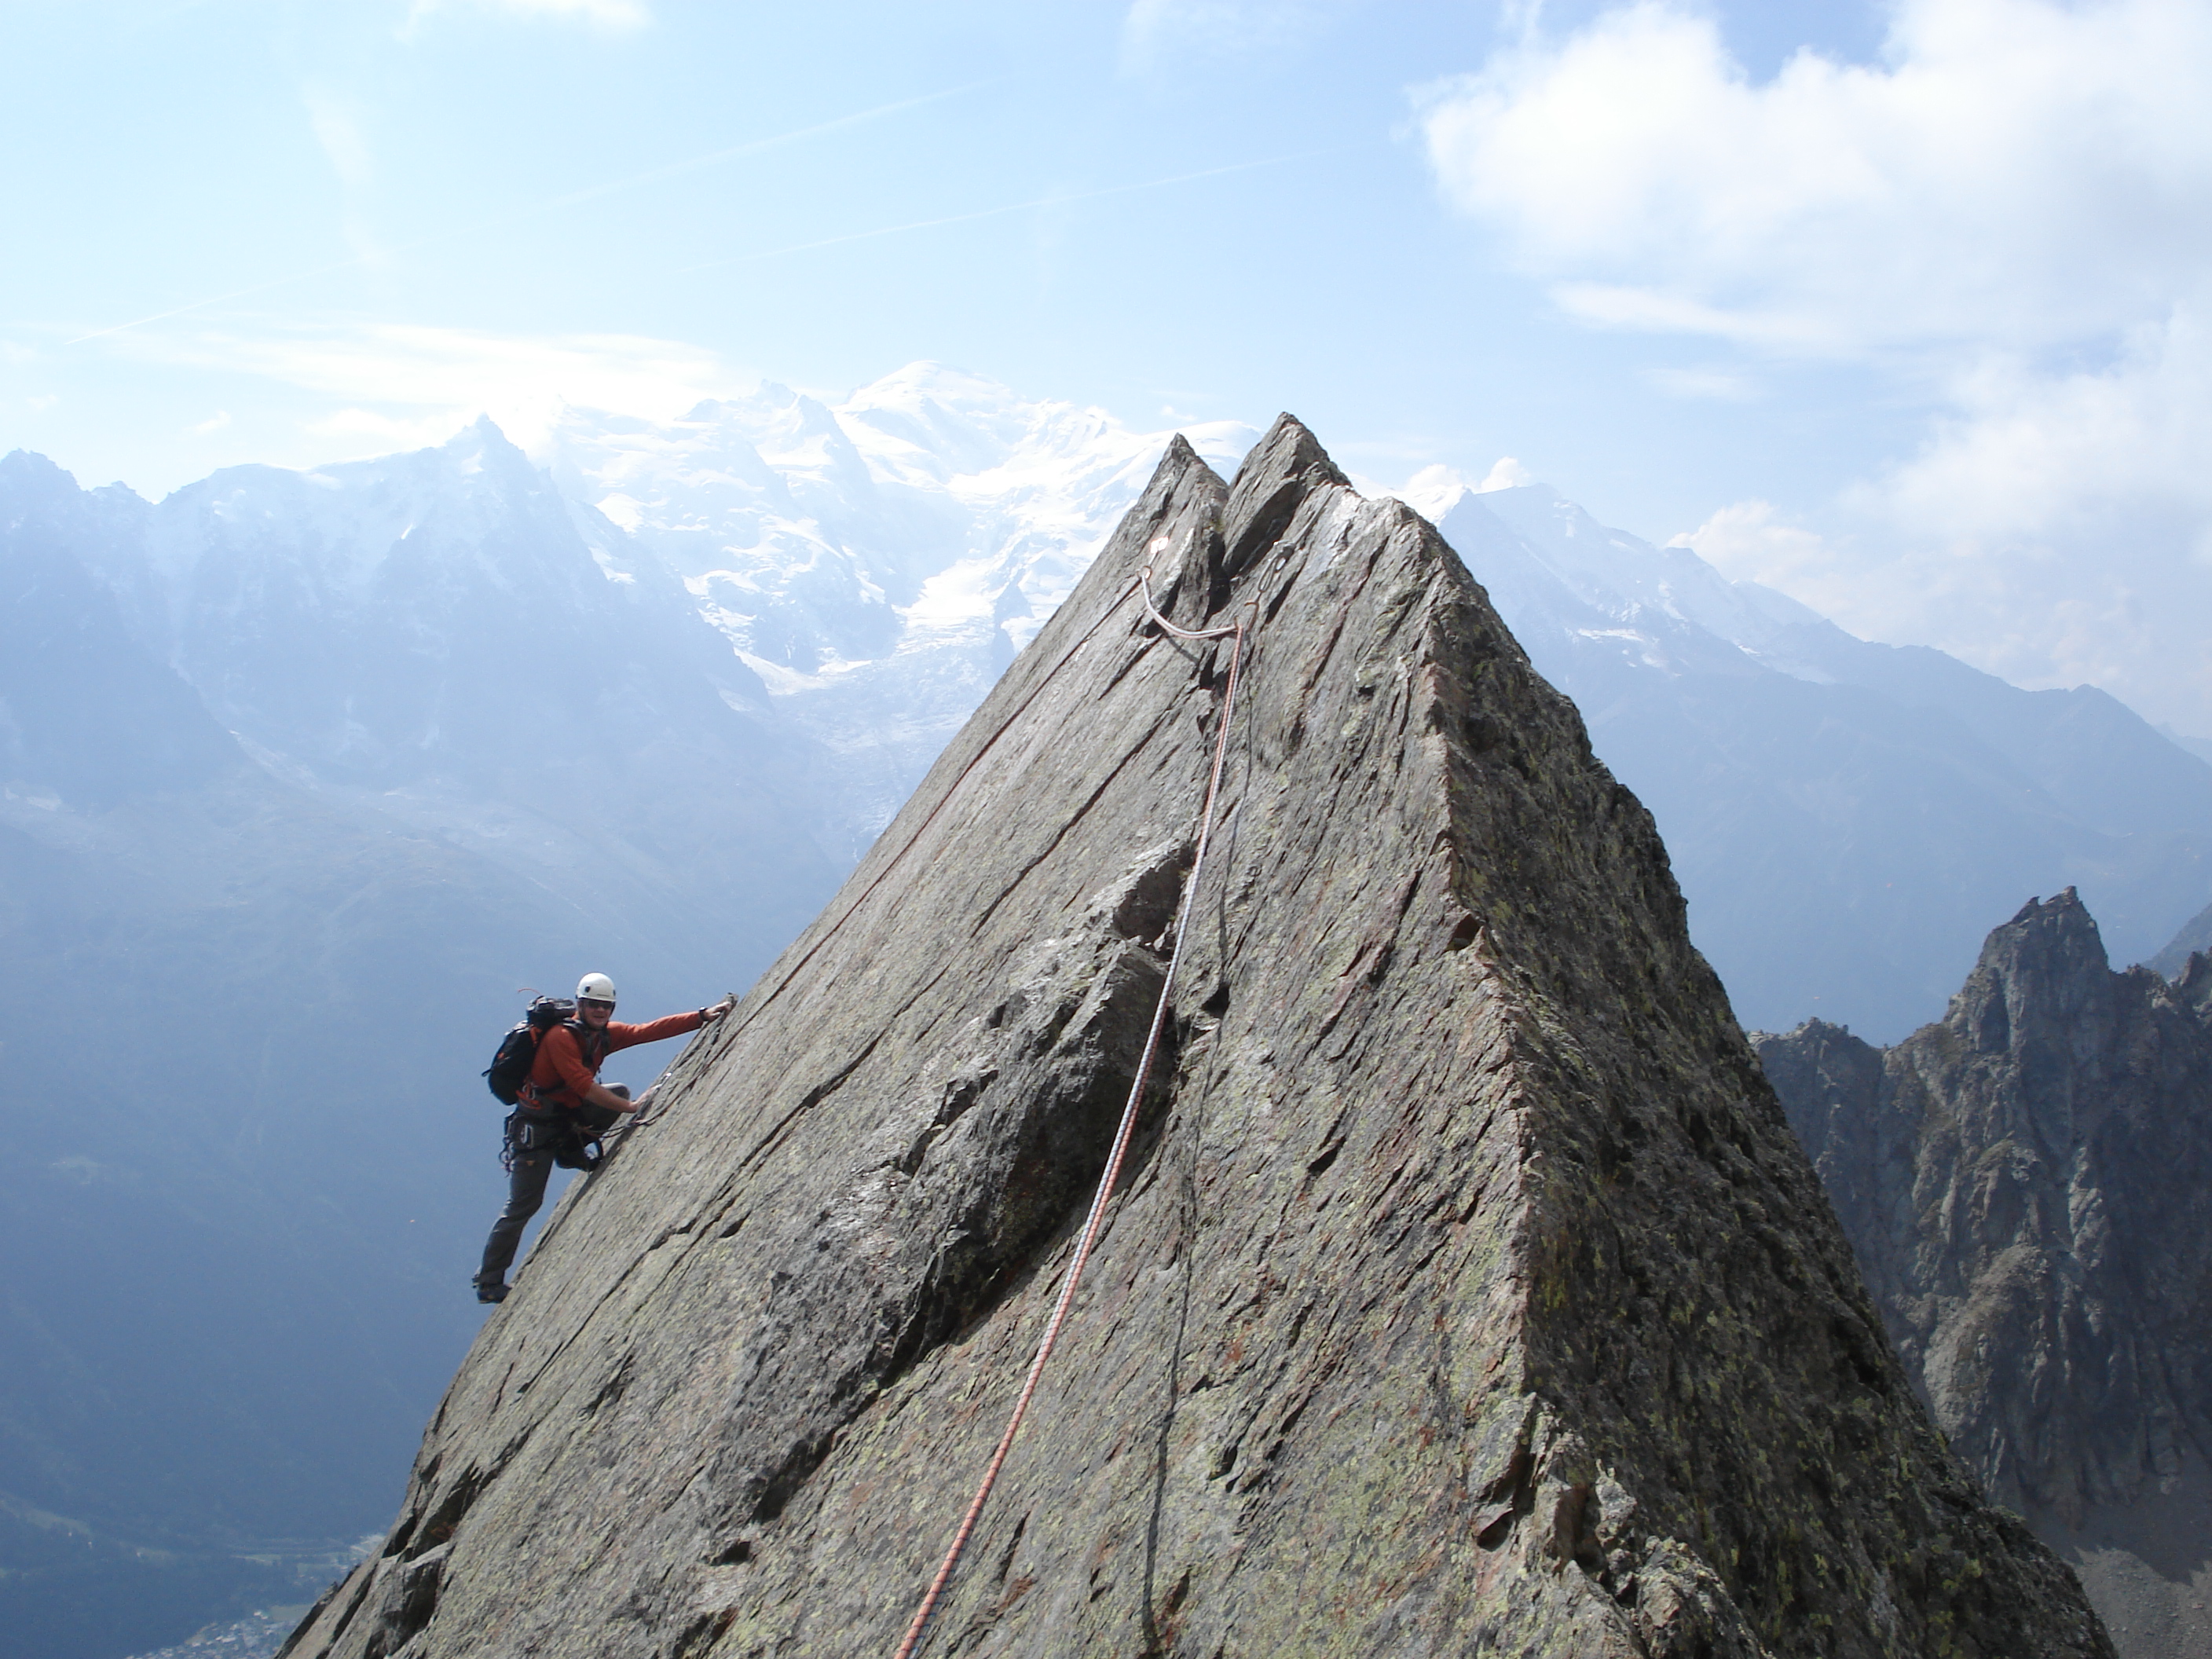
[474,1276,509,1304]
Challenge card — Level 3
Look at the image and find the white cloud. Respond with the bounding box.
[1356,456,1532,524]
[1121,0,1354,71]
[1373,461,1474,522]
[303,86,374,189]
[1418,0,2212,355]
[1840,309,2212,725]
[1645,365,1760,402]
[1866,309,2212,550]
[1419,0,2212,732]
[187,410,231,435]
[1671,500,1831,588]
[1672,315,2212,728]
[127,320,727,416]
[1682,474,2212,737]
[1476,456,1532,493]
[112,321,742,463]
[405,0,649,33]
[304,406,471,450]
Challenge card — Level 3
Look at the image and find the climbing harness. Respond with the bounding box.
[892,553,1257,1659]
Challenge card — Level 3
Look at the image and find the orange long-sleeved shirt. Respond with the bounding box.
[522,1009,705,1111]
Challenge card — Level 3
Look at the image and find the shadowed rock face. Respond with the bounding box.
[284,421,2110,1659]
[1760,893,2212,1659]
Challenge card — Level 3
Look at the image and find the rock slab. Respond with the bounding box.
[285,421,2110,1658]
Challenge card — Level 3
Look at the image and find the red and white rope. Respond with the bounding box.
[889,558,1251,1659]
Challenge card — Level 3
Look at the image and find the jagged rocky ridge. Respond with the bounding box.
[285,420,2111,1657]
[1760,893,2212,1658]
[2148,898,2212,979]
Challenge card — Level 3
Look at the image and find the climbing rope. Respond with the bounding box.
[626,565,1165,1137]
[892,554,1254,1659]
[604,569,1157,1155]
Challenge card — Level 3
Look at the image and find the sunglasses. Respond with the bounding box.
[578,998,616,1013]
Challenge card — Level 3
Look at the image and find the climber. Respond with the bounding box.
[473,972,734,1303]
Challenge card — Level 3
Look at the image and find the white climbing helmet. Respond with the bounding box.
[576,972,617,1007]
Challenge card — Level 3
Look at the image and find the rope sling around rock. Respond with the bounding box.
[891,554,1256,1659]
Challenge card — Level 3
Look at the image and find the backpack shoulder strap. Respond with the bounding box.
[564,1017,608,1072]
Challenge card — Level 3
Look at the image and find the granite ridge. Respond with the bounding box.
[284,419,2110,1659]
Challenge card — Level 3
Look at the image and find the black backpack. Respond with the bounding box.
[485,997,577,1104]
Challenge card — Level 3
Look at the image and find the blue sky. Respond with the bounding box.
[6,0,2210,734]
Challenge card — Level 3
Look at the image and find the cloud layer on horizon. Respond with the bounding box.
[403,0,650,34]
[1419,0,2212,734]
[105,320,740,463]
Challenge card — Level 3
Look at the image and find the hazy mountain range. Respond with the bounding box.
[0,430,837,1657]
[4,362,2207,1656]
[1416,479,2212,1039]
[535,364,2212,1040]
[269,416,2116,1659]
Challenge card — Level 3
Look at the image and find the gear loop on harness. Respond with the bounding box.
[891,556,1259,1659]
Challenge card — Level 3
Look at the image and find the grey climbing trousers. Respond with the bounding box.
[475,1097,624,1284]
[478,1148,557,1282]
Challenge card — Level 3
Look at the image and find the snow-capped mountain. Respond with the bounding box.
[7,364,2212,1654]
[541,364,1255,855]
[53,418,838,984]
[529,371,2212,1036]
